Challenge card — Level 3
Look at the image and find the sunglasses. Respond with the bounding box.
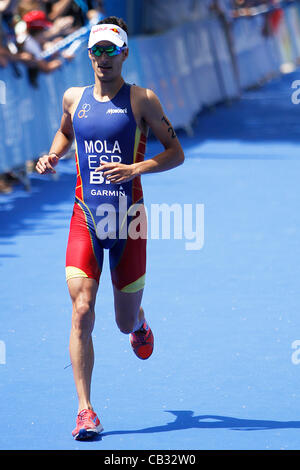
[90,44,127,57]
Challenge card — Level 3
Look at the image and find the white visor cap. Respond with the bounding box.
[88,24,128,49]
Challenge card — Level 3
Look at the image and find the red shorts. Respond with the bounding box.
[65,201,147,292]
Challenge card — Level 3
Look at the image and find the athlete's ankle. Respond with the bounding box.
[137,307,145,329]
[78,403,93,413]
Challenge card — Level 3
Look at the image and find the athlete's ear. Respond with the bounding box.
[122,47,129,62]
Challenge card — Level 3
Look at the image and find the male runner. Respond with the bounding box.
[36,16,184,440]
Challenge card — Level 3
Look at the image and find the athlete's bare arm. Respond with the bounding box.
[136,87,185,173]
[36,87,83,174]
[97,86,184,184]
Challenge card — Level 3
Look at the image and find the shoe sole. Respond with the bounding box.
[73,424,104,440]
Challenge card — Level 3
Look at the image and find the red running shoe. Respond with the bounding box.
[129,320,154,360]
[72,409,104,440]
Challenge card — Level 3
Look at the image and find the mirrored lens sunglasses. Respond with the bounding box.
[90,44,127,57]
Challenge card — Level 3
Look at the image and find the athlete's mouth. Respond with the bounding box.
[98,65,111,70]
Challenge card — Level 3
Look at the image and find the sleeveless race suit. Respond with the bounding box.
[65,83,147,292]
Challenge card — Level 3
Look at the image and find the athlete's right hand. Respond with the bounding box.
[35,154,59,175]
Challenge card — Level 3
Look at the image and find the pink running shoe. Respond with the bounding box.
[72,409,104,440]
[129,320,154,360]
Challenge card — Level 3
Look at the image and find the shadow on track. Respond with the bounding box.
[91,410,300,441]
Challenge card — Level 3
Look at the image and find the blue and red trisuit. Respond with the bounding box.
[66,83,147,292]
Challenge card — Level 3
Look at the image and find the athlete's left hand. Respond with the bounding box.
[95,162,139,184]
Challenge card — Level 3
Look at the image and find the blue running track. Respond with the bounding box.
[1,70,300,450]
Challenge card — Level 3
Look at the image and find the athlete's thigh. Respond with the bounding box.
[108,229,147,294]
[110,206,146,323]
[66,202,104,284]
[67,277,99,308]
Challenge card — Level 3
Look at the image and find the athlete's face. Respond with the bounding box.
[89,40,128,82]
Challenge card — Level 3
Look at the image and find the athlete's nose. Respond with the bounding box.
[97,55,111,67]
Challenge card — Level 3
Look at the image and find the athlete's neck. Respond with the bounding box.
[93,76,125,102]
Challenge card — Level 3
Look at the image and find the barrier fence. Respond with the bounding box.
[0,2,300,175]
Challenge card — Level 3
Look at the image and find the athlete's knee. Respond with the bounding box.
[117,321,135,335]
[115,314,137,335]
[72,299,95,336]
[115,307,142,334]
[113,286,143,334]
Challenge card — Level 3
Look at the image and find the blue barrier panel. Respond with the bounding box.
[264,29,282,75]
[235,18,262,88]
[0,104,6,173]
[122,36,146,86]
[206,17,240,99]
[147,31,193,128]
[233,14,282,89]
[181,22,205,113]
[17,65,38,162]
[186,19,225,107]
[123,19,228,130]
[40,73,60,147]
[0,72,7,173]
[134,36,167,102]
[166,24,200,125]
[0,64,24,172]
[31,73,52,157]
[65,44,94,87]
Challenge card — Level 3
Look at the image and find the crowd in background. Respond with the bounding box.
[0,0,295,74]
[142,0,294,33]
[232,0,295,16]
[0,0,104,74]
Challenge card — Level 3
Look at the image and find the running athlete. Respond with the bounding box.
[36,16,184,440]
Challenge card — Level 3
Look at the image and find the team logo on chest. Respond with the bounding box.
[78,103,91,119]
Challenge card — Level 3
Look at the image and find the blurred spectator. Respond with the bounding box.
[44,0,88,27]
[16,0,103,58]
[17,0,42,17]
[16,10,63,75]
[43,0,104,27]
[0,0,104,69]
[262,5,284,36]
[0,171,21,193]
[0,173,13,193]
[233,0,294,15]
[0,0,35,67]
[86,0,104,24]
[18,0,103,26]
